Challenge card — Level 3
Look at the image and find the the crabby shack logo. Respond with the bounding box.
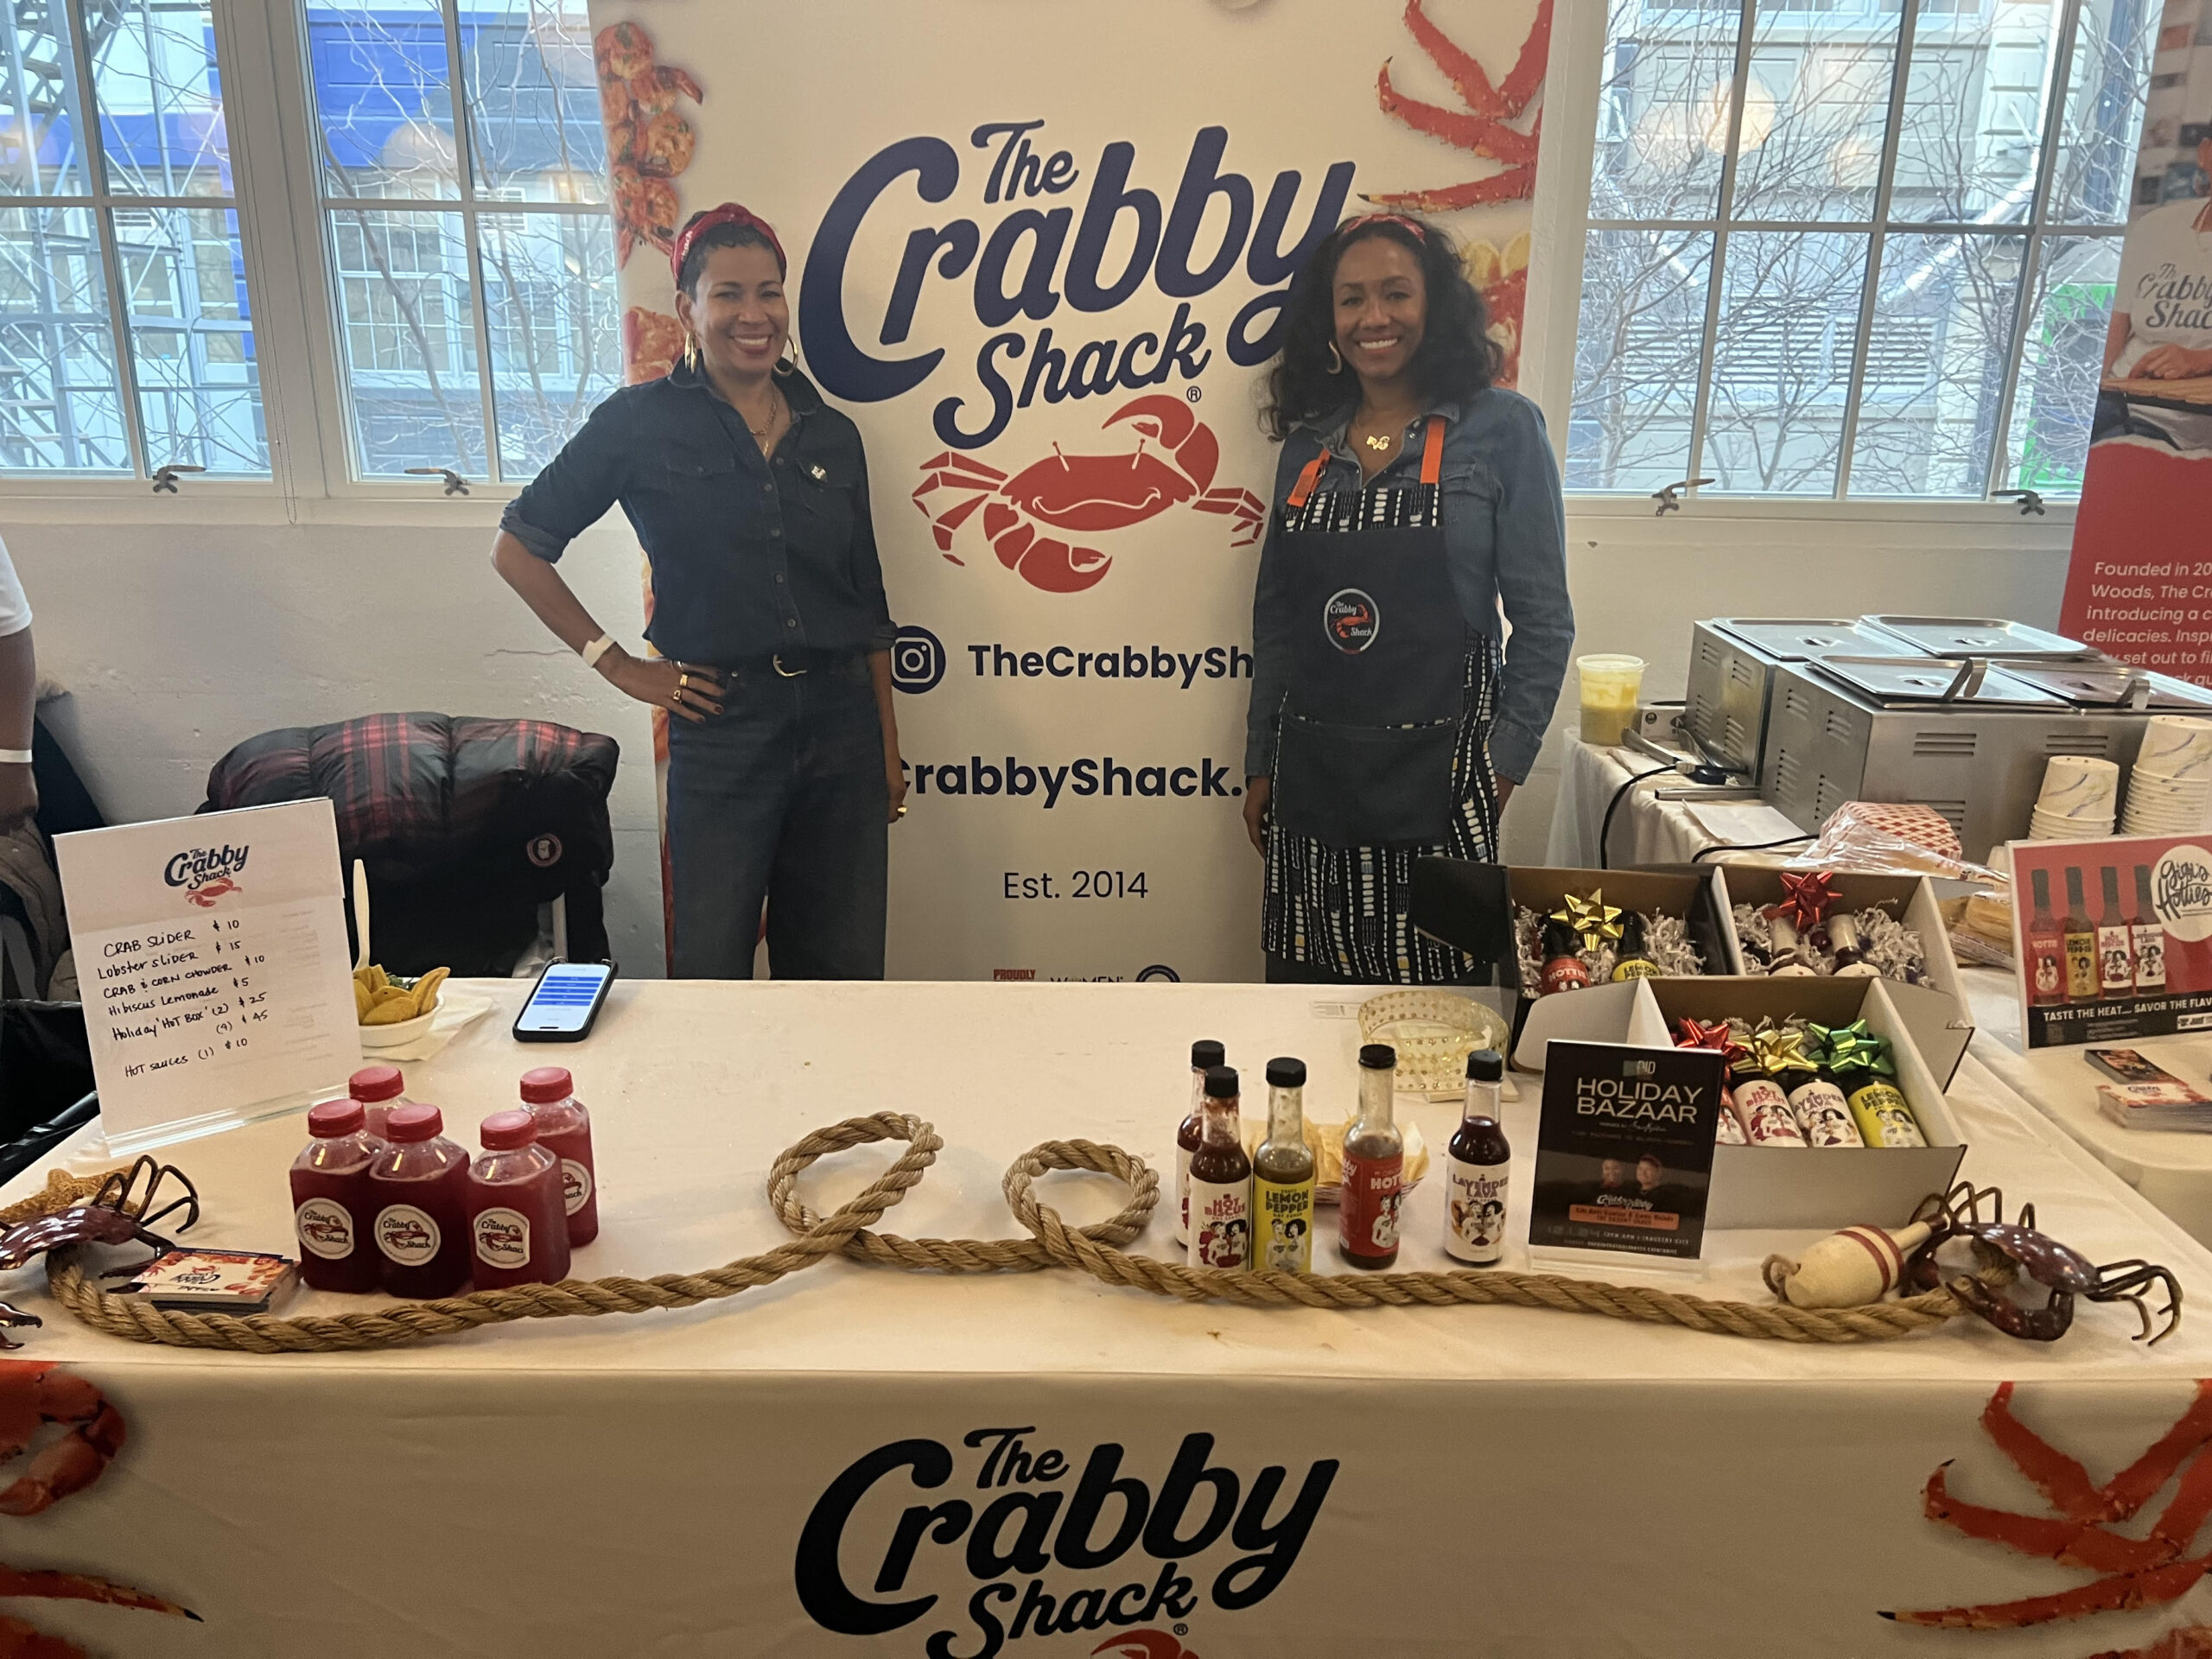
[795,1426,1338,1656]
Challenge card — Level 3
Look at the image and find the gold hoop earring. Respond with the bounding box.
[773,338,798,378]
[681,333,699,372]
[1326,340,1344,374]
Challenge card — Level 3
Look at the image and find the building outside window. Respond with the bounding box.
[1567,0,2161,501]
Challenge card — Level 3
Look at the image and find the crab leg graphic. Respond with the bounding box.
[1367,0,1551,212]
[2090,1626,2212,1657]
[1376,67,1541,166]
[1885,1554,2212,1629]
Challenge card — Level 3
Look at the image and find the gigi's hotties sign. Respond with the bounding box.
[2010,831,2212,1049]
[54,798,360,1153]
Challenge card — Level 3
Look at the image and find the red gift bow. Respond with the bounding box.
[1674,1017,1749,1078]
[1776,869,1841,931]
[670,201,787,287]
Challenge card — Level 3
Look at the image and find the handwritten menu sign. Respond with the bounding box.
[54,799,359,1153]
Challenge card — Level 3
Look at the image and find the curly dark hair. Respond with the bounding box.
[676,216,783,296]
[1260,214,1499,442]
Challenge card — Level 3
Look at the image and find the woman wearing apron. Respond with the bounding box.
[1243,213,1572,983]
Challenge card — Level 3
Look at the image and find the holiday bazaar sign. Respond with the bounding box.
[588,0,1555,979]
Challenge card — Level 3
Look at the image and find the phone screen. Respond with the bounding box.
[518,963,612,1036]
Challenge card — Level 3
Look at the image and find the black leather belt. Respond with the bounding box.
[717,647,861,681]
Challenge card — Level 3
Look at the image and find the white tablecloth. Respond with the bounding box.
[1543,738,1810,869]
[13,980,2212,1656]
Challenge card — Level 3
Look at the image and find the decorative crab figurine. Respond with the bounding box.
[0,1159,200,1344]
[1905,1181,2182,1344]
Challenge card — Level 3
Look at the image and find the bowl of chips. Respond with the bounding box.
[354,964,449,1049]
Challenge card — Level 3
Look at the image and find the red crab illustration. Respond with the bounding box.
[595,22,703,264]
[0,1362,197,1655]
[1369,0,1552,212]
[185,876,238,909]
[1885,1379,2212,1643]
[623,306,683,383]
[912,396,1265,594]
[1093,1634,1199,1659]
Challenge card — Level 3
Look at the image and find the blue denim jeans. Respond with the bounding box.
[664,652,887,979]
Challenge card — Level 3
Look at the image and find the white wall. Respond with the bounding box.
[6,497,2072,976]
[6,509,670,973]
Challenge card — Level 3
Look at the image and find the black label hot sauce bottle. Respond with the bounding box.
[2134,864,2169,995]
[2098,865,2136,1000]
[1443,1049,1510,1265]
[1609,912,1662,981]
[2063,866,2099,1002]
[2024,867,2067,1007]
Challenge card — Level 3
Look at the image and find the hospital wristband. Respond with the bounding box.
[581,634,618,671]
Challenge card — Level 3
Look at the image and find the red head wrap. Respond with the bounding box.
[1338,211,1429,244]
[670,203,787,289]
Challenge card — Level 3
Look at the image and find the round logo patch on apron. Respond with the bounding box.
[1324,588,1380,654]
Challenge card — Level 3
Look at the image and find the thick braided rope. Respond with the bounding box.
[40,1114,939,1354]
[32,1117,2001,1351]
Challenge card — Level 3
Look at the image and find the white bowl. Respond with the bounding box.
[359,1006,439,1049]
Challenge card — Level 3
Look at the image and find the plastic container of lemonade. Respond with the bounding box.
[368,1103,472,1298]
[289,1099,385,1294]
[467,1110,573,1291]
[518,1066,598,1248]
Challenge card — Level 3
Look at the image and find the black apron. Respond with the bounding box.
[1271,416,1467,849]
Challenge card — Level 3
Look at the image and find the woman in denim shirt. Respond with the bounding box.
[1243,213,1572,983]
[493,205,906,979]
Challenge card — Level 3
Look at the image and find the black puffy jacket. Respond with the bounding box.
[200,714,619,977]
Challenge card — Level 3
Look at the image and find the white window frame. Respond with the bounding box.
[1522,0,2115,533]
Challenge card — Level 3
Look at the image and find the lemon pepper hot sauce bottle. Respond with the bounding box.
[1253,1058,1317,1273]
[1826,1022,1926,1148]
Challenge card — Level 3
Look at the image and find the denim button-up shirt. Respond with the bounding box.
[501,363,897,665]
[1243,385,1573,785]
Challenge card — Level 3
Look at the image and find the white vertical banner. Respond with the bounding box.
[592,0,1554,980]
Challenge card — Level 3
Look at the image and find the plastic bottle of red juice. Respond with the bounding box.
[348,1064,411,1140]
[519,1066,598,1247]
[289,1100,385,1294]
[467,1111,573,1290]
[369,1103,472,1297]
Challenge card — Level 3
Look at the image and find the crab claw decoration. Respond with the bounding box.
[1368,0,1552,212]
[912,395,1265,594]
[1549,889,1623,953]
[1777,869,1841,931]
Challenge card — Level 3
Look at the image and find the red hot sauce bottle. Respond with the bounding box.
[1175,1039,1225,1249]
[520,1066,598,1249]
[2024,867,2066,1007]
[290,1099,385,1294]
[467,1111,573,1291]
[1339,1044,1405,1269]
[1186,1065,1252,1271]
[369,1103,473,1298]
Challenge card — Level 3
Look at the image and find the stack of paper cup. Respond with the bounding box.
[2030,755,2120,840]
[2123,716,2212,835]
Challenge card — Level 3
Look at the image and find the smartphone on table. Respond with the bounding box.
[513,959,616,1043]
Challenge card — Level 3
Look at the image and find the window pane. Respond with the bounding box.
[464,0,605,203]
[0,206,125,470]
[0,0,92,195]
[2004,232,2118,493]
[1703,228,1870,493]
[326,207,484,474]
[1567,226,1713,492]
[1728,7,1903,223]
[119,206,265,474]
[2050,0,2159,226]
[91,0,232,196]
[1588,3,1740,222]
[1892,0,2062,226]
[1848,231,2024,496]
[305,0,461,200]
[480,210,614,476]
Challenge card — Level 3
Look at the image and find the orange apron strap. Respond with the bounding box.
[1418,414,1446,486]
[1285,451,1329,512]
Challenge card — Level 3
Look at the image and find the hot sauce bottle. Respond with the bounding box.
[290,1099,385,1293]
[1253,1058,1316,1273]
[1175,1039,1226,1249]
[1443,1049,1510,1266]
[1538,919,1590,995]
[467,1110,573,1291]
[1339,1044,1404,1269]
[519,1066,598,1248]
[1781,1033,1863,1148]
[1826,913,1880,980]
[2098,866,2136,1000]
[1186,1065,1251,1272]
[1730,1045,1808,1147]
[1609,912,1661,981]
[348,1064,411,1140]
[1765,911,1819,977]
[2134,864,2168,995]
[2063,866,2099,1001]
[369,1103,473,1298]
[1834,1033,1927,1148]
[2024,868,2066,1007]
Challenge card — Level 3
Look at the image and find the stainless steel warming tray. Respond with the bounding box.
[1686,618,1926,782]
[1858,615,2094,659]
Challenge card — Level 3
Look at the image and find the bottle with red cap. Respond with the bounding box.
[348,1065,411,1140]
[368,1104,472,1297]
[289,1100,385,1293]
[467,1111,572,1290]
[518,1066,597,1248]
